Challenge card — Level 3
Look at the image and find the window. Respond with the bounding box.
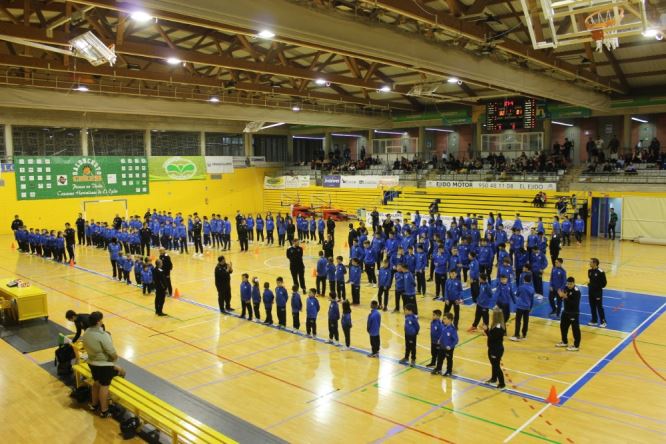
[293,138,323,162]
[12,126,82,156]
[253,135,288,162]
[205,133,244,156]
[151,131,200,156]
[88,129,145,156]
[0,125,6,162]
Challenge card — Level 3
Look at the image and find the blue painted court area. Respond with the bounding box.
[463,282,666,333]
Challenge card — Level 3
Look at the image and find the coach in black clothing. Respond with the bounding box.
[11,215,23,232]
[215,256,234,313]
[238,221,249,252]
[66,310,92,342]
[587,258,607,327]
[153,260,168,316]
[140,223,152,256]
[158,248,173,295]
[64,222,76,263]
[75,213,85,245]
[326,217,336,241]
[286,240,306,292]
[557,277,582,350]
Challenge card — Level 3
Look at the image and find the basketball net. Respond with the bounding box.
[585,7,624,52]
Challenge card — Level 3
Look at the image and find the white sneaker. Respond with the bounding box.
[339,346,348,351]
[587,321,598,326]
[555,342,568,347]
[599,322,607,328]
[566,346,579,351]
[510,336,519,342]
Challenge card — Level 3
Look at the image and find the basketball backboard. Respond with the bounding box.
[520,0,649,51]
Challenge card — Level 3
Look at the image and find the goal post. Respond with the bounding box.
[82,199,128,222]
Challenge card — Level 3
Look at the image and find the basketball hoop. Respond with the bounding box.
[585,7,625,52]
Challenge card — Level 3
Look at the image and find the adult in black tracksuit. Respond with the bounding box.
[192,217,203,255]
[158,248,173,295]
[153,260,168,316]
[64,223,76,263]
[235,212,243,238]
[549,233,561,267]
[238,222,249,252]
[286,240,306,293]
[113,215,122,230]
[215,256,233,313]
[75,213,85,245]
[587,258,607,327]
[140,223,152,256]
[326,218,336,242]
[483,307,506,389]
[557,277,582,350]
[286,220,296,246]
[370,208,380,234]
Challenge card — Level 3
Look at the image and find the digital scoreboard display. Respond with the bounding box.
[486,98,537,131]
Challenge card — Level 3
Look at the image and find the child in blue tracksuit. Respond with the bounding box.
[496,274,514,323]
[574,215,585,244]
[561,217,572,246]
[326,257,337,299]
[415,245,427,296]
[530,247,548,295]
[402,265,417,315]
[306,289,320,337]
[316,251,328,296]
[427,309,443,367]
[263,282,274,325]
[433,312,458,376]
[255,215,264,243]
[291,285,302,329]
[328,294,340,344]
[252,278,262,320]
[444,269,463,329]
[240,274,253,320]
[367,300,381,357]
[141,263,153,294]
[393,267,405,312]
[335,256,347,300]
[108,240,120,275]
[549,258,567,318]
[348,258,362,305]
[469,252,480,303]
[377,260,392,311]
[134,256,144,285]
[470,274,494,330]
[120,252,132,284]
[275,277,289,328]
[341,300,352,349]
[512,274,536,341]
[400,304,420,366]
[363,241,378,286]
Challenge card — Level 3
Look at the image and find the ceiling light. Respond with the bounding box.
[631,117,648,123]
[293,136,324,140]
[257,30,275,39]
[292,105,301,112]
[425,128,453,133]
[69,31,117,66]
[259,122,285,130]
[374,130,404,135]
[378,85,391,93]
[331,133,362,138]
[166,57,182,65]
[552,120,573,127]
[209,96,220,103]
[130,11,153,23]
[74,84,89,92]
[447,77,459,83]
[315,78,327,86]
[642,28,659,37]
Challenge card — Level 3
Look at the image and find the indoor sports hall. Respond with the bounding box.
[0,1,665,443]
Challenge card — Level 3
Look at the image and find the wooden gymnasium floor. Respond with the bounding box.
[1,228,665,444]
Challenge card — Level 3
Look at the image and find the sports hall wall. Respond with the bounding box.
[0,167,272,235]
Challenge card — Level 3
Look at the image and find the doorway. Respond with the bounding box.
[591,197,622,238]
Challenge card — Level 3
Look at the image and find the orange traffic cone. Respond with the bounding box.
[69,259,75,267]
[149,256,155,262]
[173,288,181,299]
[344,241,348,248]
[311,268,317,278]
[254,247,260,255]
[546,385,560,404]
[11,242,15,250]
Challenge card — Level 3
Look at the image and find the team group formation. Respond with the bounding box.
[11,204,610,388]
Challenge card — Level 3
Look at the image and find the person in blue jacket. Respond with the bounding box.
[573,214,585,245]
[255,214,264,243]
[341,300,352,350]
[142,263,153,295]
[309,217,317,243]
[176,223,188,254]
[316,251,328,296]
[514,247,529,283]
[240,273,253,320]
[561,216,572,246]
[246,215,254,243]
[513,214,523,232]
[326,257,337,299]
[393,264,405,312]
[291,285,302,330]
[468,251,480,303]
[415,245,427,296]
[549,258,567,318]
[267,215,276,246]
[399,304,420,367]
[348,258,362,305]
[335,256,347,301]
[496,274,514,323]
[367,300,381,357]
[469,274,494,331]
[377,260,392,311]
[108,237,121,279]
[527,227,539,250]
[433,312,459,376]
[317,217,326,245]
[327,293,340,345]
[402,265,418,315]
[511,274,536,341]
[306,288,320,337]
[363,240,378,287]
[251,278,262,320]
[444,269,463,329]
[262,282,274,325]
[426,309,443,367]
[275,277,289,328]
[120,252,133,284]
[433,246,448,301]
[530,247,548,296]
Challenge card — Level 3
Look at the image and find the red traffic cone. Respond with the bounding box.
[173,288,181,299]
[311,268,317,278]
[546,385,560,404]
[11,242,15,250]
[69,259,75,267]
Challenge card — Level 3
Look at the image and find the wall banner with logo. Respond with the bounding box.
[205,156,234,174]
[323,175,341,188]
[149,156,207,181]
[340,175,399,188]
[264,176,286,189]
[14,156,149,200]
[264,175,310,189]
[425,180,557,191]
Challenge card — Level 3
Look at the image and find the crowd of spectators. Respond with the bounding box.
[430,150,565,175]
[583,136,664,173]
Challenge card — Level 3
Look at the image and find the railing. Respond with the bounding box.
[430,171,562,182]
[579,171,666,183]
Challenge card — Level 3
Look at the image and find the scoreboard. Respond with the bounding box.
[486,98,537,131]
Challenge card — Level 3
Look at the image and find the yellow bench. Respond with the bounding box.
[73,363,236,444]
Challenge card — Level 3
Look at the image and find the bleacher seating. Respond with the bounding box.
[580,163,666,183]
[73,363,236,444]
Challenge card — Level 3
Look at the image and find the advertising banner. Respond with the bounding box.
[149,156,207,181]
[425,180,557,191]
[264,176,286,189]
[14,156,149,200]
[323,175,341,188]
[264,176,310,189]
[205,156,234,174]
[340,175,399,188]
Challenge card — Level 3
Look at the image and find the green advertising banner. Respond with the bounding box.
[14,156,149,201]
[148,156,207,181]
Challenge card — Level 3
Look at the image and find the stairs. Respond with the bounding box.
[557,166,583,192]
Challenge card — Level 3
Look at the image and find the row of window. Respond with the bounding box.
[0,126,293,162]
